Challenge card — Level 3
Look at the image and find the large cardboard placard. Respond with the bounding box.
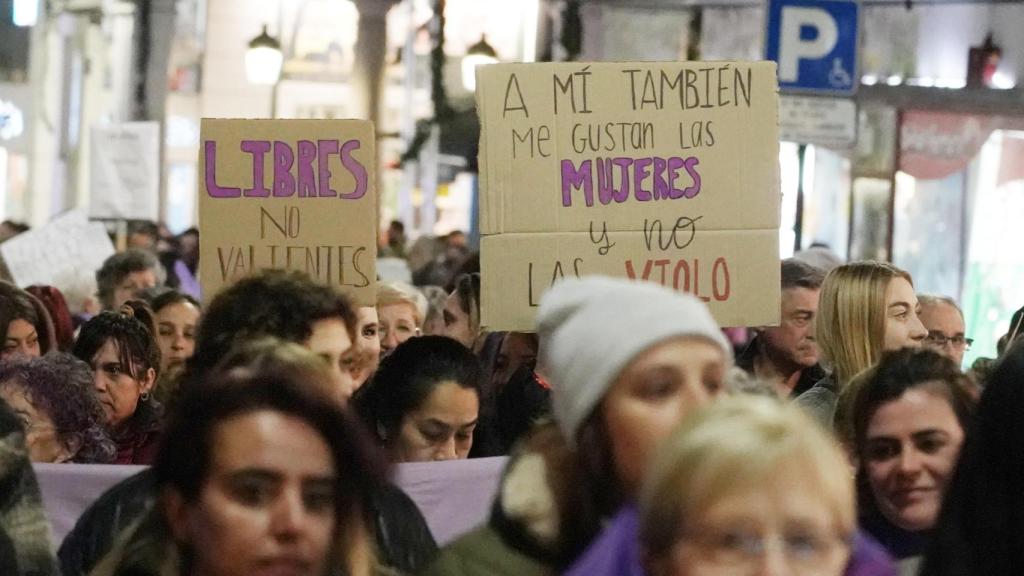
[89,122,161,220]
[199,119,377,305]
[477,62,781,331]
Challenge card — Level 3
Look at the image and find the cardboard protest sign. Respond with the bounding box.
[477,62,781,331]
[199,119,377,305]
[90,122,161,220]
[0,210,115,310]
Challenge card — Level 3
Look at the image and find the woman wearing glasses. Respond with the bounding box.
[640,396,856,576]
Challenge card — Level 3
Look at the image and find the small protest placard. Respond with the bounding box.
[90,122,161,220]
[477,61,781,331]
[198,119,377,305]
[0,210,115,310]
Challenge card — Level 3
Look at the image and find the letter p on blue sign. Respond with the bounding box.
[765,0,859,95]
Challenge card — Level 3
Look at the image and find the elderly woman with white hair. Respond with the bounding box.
[376,281,428,358]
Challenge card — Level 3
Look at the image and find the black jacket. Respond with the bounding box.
[58,468,438,575]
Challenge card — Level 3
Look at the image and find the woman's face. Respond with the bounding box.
[662,474,851,576]
[156,301,200,378]
[490,333,538,391]
[882,278,928,352]
[166,410,338,576]
[4,318,40,360]
[602,337,727,497]
[90,339,155,429]
[0,385,74,462]
[394,381,479,462]
[442,292,475,349]
[378,303,419,358]
[305,319,356,405]
[863,387,964,532]
[351,307,381,390]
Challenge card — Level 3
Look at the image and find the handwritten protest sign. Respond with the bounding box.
[199,119,377,305]
[0,210,115,311]
[90,122,161,220]
[477,62,781,330]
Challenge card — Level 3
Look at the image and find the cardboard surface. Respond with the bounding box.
[476,62,781,329]
[199,119,377,305]
[89,122,161,220]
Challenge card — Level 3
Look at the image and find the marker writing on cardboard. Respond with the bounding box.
[205,139,368,199]
[527,259,583,307]
[589,221,616,255]
[625,256,732,303]
[215,204,370,288]
[621,64,753,111]
[561,156,701,207]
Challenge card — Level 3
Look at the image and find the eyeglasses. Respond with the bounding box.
[676,528,851,574]
[925,332,973,350]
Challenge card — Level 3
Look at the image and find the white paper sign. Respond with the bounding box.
[779,96,857,149]
[90,122,161,220]
[0,210,115,307]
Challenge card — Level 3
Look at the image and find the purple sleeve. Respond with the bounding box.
[562,507,646,576]
[846,531,899,576]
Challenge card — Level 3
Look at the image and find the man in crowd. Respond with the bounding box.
[920,295,970,368]
[737,259,826,397]
[95,249,165,311]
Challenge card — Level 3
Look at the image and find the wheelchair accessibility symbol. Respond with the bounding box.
[829,58,852,88]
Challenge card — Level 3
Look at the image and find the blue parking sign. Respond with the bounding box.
[765,0,859,95]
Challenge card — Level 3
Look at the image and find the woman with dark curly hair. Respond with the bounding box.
[73,300,163,464]
[0,281,56,360]
[0,353,117,463]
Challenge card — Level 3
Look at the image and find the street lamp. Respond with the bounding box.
[461,35,498,92]
[245,24,283,85]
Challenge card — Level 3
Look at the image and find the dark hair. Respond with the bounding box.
[96,249,165,309]
[0,281,55,356]
[25,285,74,352]
[0,354,117,463]
[150,289,201,315]
[920,339,1024,576]
[1,220,29,235]
[354,335,483,444]
[852,348,975,459]
[73,300,161,383]
[155,345,387,556]
[781,258,826,290]
[451,273,481,334]
[187,271,355,380]
[127,220,160,241]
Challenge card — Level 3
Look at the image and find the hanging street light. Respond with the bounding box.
[245,24,283,85]
[461,35,498,92]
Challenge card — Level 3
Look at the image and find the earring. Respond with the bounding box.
[140,392,151,402]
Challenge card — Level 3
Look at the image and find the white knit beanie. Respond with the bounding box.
[536,276,733,445]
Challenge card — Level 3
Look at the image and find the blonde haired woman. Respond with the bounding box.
[795,261,927,427]
[376,281,427,358]
[640,396,856,576]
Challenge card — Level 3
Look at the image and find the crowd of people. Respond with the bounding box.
[0,218,1022,576]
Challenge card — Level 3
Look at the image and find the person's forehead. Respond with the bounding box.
[120,269,155,284]
[209,411,335,475]
[920,302,965,330]
[380,302,416,321]
[781,286,820,306]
